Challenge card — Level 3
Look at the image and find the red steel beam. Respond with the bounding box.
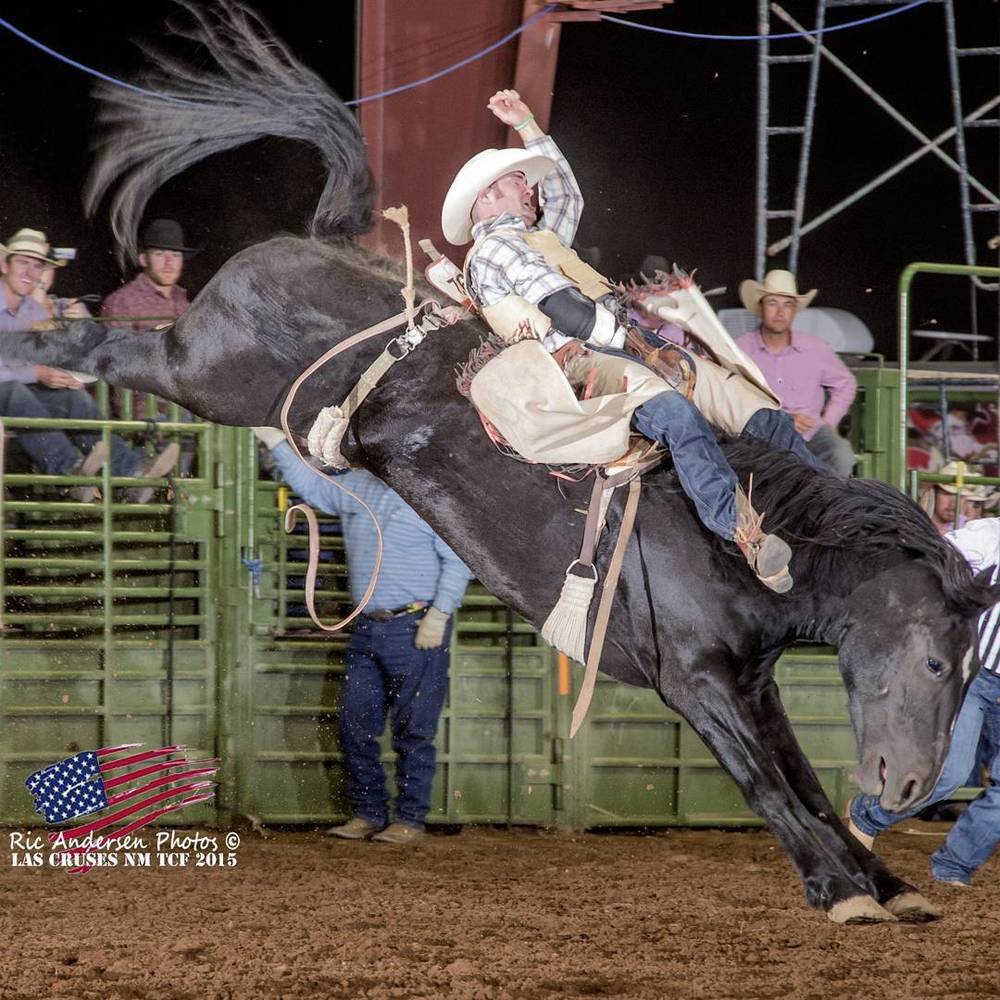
[358,0,548,259]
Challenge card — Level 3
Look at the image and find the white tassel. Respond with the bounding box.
[306,404,351,469]
[541,564,598,664]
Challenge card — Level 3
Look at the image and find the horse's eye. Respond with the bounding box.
[926,657,944,677]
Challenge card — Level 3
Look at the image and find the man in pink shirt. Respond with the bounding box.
[101,218,193,332]
[101,219,194,420]
[736,270,857,477]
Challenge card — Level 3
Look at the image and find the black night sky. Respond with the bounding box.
[0,1,997,357]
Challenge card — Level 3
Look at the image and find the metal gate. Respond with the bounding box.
[2,387,874,829]
[0,391,218,824]
[221,438,562,827]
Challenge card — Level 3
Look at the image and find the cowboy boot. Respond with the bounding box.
[734,482,793,593]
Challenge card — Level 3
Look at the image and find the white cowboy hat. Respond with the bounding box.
[0,228,67,267]
[935,460,994,501]
[441,147,557,246]
[739,269,816,316]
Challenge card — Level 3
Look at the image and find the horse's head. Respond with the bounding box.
[715,439,1000,815]
[837,559,998,813]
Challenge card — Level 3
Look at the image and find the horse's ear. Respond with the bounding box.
[972,565,1000,613]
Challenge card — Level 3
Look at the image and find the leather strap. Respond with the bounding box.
[570,475,642,737]
[576,474,608,570]
[573,453,657,580]
[279,305,439,633]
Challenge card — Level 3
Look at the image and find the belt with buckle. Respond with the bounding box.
[363,601,428,622]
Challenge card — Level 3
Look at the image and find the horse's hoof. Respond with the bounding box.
[882,891,941,922]
[828,895,897,924]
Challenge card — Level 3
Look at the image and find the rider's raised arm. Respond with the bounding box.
[528,134,583,247]
[488,90,583,246]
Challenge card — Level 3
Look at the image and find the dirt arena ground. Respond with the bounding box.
[1,822,998,1000]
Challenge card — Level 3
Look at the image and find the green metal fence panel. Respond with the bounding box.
[443,639,558,825]
[1,402,918,831]
[220,458,563,826]
[566,645,858,827]
[0,395,219,825]
[847,362,901,487]
[896,262,1000,490]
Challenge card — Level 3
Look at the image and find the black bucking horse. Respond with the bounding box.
[6,4,1000,922]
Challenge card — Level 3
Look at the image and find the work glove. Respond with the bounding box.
[587,307,627,350]
[638,293,684,329]
[414,607,450,649]
[251,426,286,450]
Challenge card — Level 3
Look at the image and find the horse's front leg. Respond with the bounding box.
[744,673,940,923]
[661,661,909,923]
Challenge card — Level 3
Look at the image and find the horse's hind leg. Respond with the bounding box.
[0,321,183,401]
[661,660,921,923]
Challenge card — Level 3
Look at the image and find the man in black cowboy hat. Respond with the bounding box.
[101,218,196,333]
[101,218,198,422]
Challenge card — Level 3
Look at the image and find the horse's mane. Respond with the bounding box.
[718,437,993,615]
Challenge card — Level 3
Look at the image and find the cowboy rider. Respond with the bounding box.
[441,90,826,594]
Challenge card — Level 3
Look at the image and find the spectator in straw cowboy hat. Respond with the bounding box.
[0,227,179,502]
[736,269,857,477]
[101,218,195,333]
[920,460,994,535]
[962,483,998,522]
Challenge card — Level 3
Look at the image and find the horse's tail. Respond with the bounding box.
[84,1,374,264]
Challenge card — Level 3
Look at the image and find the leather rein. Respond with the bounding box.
[277,301,445,632]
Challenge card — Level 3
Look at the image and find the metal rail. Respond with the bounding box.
[897,261,1000,489]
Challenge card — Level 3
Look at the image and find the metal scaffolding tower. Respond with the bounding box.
[755,0,999,350]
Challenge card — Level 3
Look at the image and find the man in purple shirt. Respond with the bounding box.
[736,270,857,477]
[0,228,179,502]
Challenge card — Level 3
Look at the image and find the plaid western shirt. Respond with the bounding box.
[467,134,612,353]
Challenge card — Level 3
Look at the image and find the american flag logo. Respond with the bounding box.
[25,744,216,872]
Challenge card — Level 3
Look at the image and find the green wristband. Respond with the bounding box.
[513,113,535,132]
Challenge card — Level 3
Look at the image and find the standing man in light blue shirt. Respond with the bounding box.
[254,428,472,846]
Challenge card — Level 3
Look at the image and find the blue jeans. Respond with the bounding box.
[743,409,829,474]
[339,612,450,828]
[0,382,142,475]
[630,396,825,540]
[806,423,855,478]
[850,669,1000,884]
